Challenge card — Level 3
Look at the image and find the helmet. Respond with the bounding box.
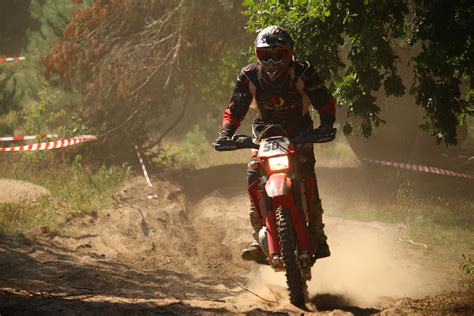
[254,25,294,80]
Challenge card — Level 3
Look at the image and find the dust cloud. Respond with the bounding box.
[246,216,454,309]
[312,217,453,306]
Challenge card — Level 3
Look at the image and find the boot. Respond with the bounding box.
[308,199,331,260]
[241,240,268,263]
[241,202,268,264]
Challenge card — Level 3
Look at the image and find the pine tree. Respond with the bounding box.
[0,70,20,136]
[20,0,90,96]
[0,0,89,137]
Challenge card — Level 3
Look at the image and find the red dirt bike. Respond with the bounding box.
[214,125,336,307]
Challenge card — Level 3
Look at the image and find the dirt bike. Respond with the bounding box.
[213,125,336,307]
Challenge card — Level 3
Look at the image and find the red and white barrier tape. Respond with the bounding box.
[134,145,158,200]
[362,158,473,179]
[0,56,26,63]
[0,135,96,152]
[0,134,58,142]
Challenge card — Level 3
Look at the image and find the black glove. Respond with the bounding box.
[314,124,336,143]
[213,124,236,151]
[294,124,336,144]
[216,124,235,141]
[315,124,334,135]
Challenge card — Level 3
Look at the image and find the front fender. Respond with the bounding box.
[265,173,292,197]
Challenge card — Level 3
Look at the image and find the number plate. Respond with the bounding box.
[258,137,291,157]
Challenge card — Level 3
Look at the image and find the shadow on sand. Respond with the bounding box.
[311,293,380,316]
[0,234,260,315]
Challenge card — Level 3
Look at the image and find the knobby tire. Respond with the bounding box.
[276,206,308,308]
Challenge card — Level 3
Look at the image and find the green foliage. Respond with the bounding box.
[313,125,361,168]
[0,197,59,234]
[460,254,474,277]
[156,125,212,168]
[19,86,85,137]
[0,69,21,136]
[409,0,473,145]
[198,49,248,114]
[155,116,251,169]
[0,71,20,115]
[59,155,131,214]
[330,186,474,262]
[180,125,210,162]
[37,0,250,163]
[0,0,87,146]
[0,153,131,224]
[0,0,35,55]
[21,88,61,134]
[6,0,88,102]
[243,0,473,145]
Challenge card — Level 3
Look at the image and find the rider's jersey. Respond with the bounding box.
[222,59,336,138]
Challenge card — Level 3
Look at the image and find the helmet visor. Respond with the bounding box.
[256,49,291,64]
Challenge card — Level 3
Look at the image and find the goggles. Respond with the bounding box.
[256,49,291,64]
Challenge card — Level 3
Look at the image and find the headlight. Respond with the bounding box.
[268,156,289,170]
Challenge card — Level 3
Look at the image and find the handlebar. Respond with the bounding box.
[213,128,337,152]
[212,135,259,151]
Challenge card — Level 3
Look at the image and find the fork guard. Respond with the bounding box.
[265,173,292,197]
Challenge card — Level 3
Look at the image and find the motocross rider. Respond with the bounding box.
[214,25,335,263]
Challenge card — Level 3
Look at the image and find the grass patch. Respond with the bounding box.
[460,254,474,277]
[314,130,360,168]
[330,192,474,257]
[158,122,360,169]
[51,156,131,215]
[156,125,250,168]
[0,152,131,234]
[0,197,60,234]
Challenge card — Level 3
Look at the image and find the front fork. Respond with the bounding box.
[248,175,312,262]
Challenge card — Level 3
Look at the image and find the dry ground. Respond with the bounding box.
[0,164,472,315]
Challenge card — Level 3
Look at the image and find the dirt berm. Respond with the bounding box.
[0,179,51,204]
[0,164,472,315]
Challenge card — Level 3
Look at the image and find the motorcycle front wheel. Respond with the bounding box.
[276,205,308,308]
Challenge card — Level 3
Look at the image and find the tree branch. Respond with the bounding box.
[148,93,190,149]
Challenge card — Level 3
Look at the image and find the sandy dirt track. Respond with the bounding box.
[0,164,472,315]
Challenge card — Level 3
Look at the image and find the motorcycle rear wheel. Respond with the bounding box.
[276,206,308,308]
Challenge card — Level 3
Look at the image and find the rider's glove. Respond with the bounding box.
[216,124,236,142]
[213,124,236,151]
[316,123,334,135]
[313,123,336,143]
